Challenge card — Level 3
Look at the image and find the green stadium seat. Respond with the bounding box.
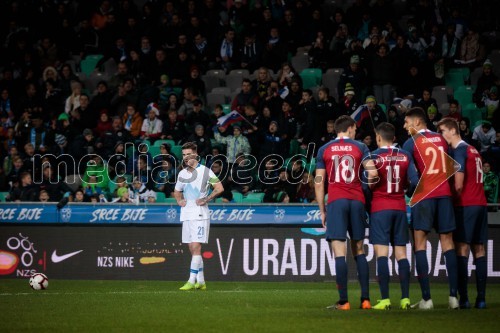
[149,146,161,159]
[448,67,470,82]
[462,103,483,131]
[153,139,176,147]
[0,191,9,202]
[299,73,319,89]
[289,139,299,156]
[80,54,104,76]
[454,86,474,107]
[155,192,166,203]
[231,191,244,203]
[171,145,183,160]
[445,72,465,90]
[242,192,265,203]
[300,68,322,82]
[379,103,387,114]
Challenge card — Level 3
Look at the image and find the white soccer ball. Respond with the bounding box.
[29,273,49,290]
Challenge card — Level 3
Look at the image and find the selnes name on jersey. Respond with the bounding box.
[330,145,353,152]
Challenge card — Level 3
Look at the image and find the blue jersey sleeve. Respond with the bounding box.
[402,138,414,156]
[316,144,327,169]
[452,144,467,173]
[406,152,420,196]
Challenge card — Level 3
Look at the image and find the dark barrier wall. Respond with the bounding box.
[1,226,499,282]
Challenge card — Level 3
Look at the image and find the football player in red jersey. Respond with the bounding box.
[438,118,488,309]
[402,108,459,309]
[315,115,378,310]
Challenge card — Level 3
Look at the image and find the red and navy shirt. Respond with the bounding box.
[402,130,452,202]
[316,137,371,204]
[370,146,419,213]
[450,141,487,207]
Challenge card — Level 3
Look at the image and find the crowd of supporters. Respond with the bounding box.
[0,0,499,205]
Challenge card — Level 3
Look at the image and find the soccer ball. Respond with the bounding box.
[29,273,49,290]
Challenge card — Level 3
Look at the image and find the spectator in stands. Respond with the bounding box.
[38,189,51,203]
[426,104,442,132]
[217,28,239,73]
[71,188,86,203]
[153,157,177,197]
[184,66,206,100]
[6,156,26,188]
[371,44,394,107]
[96,116,131,160]
[187,124,212,159]
[357,95,386,148]
[387,105,406,146]
[40,164,72,201]
[178,87,200,119]
[338,55,367,102]
[442,23,460,68]
[459,117,474,145]
[473,122,496,155]
[259,120,286,160]
[230,153,254,195]
[90,81,112,112]
[209,160,233,203]
[458,25,484,68]
[214,124,251,164]
[162,109,186,143]
[241,105,262,155]
[277,99,298,154]
[484,86,499,121]
[231,79,260,114]
[474,59,499,104]
[71,128,96,172]
[122,104,143,139]
[64,81,82,114]
[140,103,163,143]
[129,175,155,203]
[277,62,299,88]
[94,110,112,138]
[316,87,339,122]
[107,141,126,179]
[298,89,320,155]
[319,120,336,147]
[110,78,139,116]
[416,88,438,112]
[82,155,110,196]
[339,83,358,116]
[296,170,316,203]
[308,32,330,72]
[445,99,462,122]
[483,161,498,205]
[241,32,263,73]
[185,99,211,134]
[9,172,39,202]
[114,186,132,203]
[252,67,273,99]
[262,27,288,73]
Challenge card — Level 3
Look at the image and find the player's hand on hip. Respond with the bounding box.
[177,199,187,207]
[320,211,327,229]
[196,198,207,206]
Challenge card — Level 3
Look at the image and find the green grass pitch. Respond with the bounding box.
[1,280,498,333]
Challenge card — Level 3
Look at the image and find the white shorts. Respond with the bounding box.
[182,219,210,244]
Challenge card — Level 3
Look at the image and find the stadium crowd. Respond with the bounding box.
[0,0,499,205]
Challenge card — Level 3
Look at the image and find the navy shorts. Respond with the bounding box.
[326,199,367,241]
[410,197,455,233]
[370,210,409,246]
[454,206,488,244]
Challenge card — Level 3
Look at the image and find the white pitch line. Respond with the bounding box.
[0,289,322,296]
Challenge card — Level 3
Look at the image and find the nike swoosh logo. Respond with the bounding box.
[51,250,83,263]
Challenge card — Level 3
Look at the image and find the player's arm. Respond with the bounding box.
[174,174,186,207]
[452,146,467,195]
[174,190,186,207]
[197,176,224,205]
[362,158,379,189]
[406,154,420,197]
[314,168,327,228]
